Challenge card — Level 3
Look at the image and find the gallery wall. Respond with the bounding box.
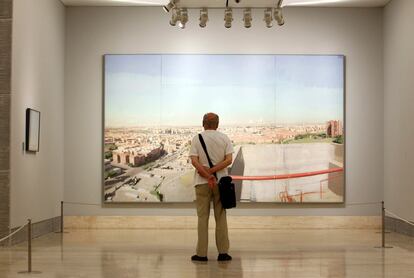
[64,6,383,216]
[10,0,65,227]
[384,0,414,221]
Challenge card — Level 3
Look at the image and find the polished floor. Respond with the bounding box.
[1,229,414,278]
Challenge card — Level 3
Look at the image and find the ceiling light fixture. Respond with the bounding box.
[243,8,252,28]
[224,8,233,28]
[169,8,180,26]
[273,7,284,26]
[199,8,208,28]
[274,0,285,26]
[263,8,273,28]
[163,0,177,13]
[178,8,188,29]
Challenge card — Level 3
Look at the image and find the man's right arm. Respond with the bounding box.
[189,137,213,179]
[191,155,217,188]
[208,154,232,174]
[190,155,212,179]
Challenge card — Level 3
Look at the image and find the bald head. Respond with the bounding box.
[203,113,219,130]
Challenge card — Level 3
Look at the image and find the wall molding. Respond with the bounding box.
[64,216,380,230]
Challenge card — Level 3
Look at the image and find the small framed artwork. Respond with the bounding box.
[25,108,41,152]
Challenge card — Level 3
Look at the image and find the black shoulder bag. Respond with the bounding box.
[198,134,236,209]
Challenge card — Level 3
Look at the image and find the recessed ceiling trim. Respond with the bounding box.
[61,0,391,8]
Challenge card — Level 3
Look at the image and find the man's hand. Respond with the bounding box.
[191,156,211,179]
[208,175,217,189]
[199,167,216,189]
[190,155,222,189]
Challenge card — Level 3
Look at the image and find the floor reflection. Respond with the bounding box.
[1,229,414,277]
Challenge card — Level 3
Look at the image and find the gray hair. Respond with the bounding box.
[202,113,219,129]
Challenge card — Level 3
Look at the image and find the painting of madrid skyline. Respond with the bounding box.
[104,54,345,203]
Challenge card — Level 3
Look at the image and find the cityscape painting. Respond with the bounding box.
[103,54,345,203]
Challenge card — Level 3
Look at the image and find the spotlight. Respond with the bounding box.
[169,8,180,26]
[243,8,252,28]
[199,8,208,28]
[163,0,177,13]
[273,7,284,26]
[224,8,233,28]
[264,8,273,28]
[178,8,188,29]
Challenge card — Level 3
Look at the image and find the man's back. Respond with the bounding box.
[189,130,233,185]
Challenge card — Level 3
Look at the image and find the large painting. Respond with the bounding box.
[103,54,345,203]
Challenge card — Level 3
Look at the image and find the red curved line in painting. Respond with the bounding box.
[230,167,344,181]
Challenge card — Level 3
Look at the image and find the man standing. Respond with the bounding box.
[189,113,234,262]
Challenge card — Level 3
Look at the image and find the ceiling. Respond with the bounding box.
[61,0,392,8]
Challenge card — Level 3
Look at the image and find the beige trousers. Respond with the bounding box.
[195,183,229,257]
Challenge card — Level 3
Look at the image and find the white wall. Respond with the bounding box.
[64,7,384,216]
[10,0,65,227]
[384,0,414,221]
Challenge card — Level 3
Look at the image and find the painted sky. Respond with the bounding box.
[105,54,344,127]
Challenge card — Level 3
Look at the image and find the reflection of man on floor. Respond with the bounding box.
[189,113,234,262]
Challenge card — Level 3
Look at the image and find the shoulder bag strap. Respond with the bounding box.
[198,134,217,179]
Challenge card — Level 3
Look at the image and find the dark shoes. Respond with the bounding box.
[191,255,208,262]
[217,253,232,261]
[191,254,232,261]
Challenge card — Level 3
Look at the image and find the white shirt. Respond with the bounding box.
[189,130,234,186]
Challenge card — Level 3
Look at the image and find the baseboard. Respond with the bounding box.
[64,216,380,230]
[385,216,414,237]
[0,216,61,246]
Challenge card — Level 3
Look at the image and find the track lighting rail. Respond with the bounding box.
[163,0,285,29]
